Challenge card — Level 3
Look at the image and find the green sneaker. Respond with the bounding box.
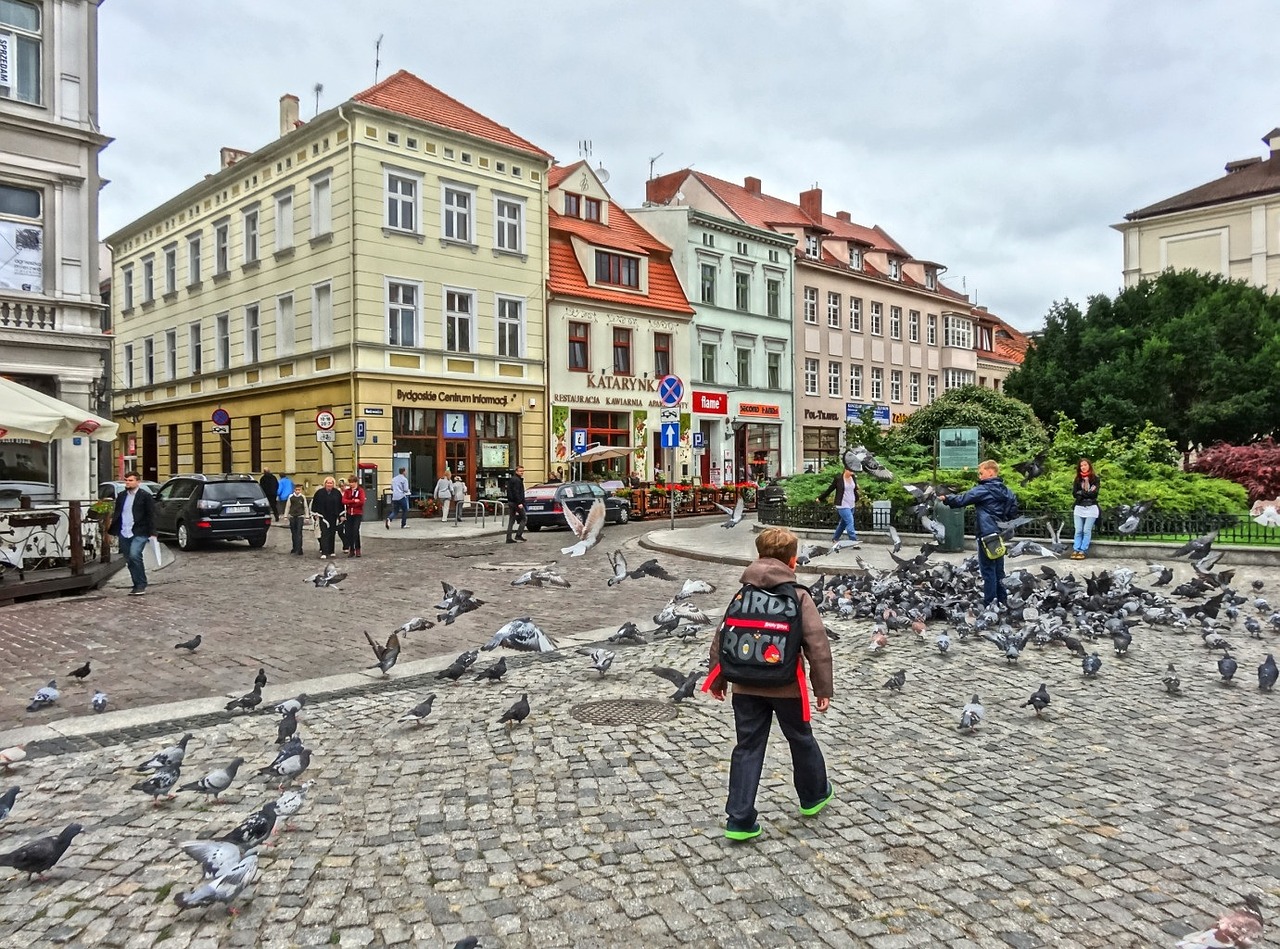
[799,784,834,817]
[724,823,762,841]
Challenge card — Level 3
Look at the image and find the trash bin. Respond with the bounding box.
[934,502,966,552]
[872,500,892,531]
[757,485,786,523]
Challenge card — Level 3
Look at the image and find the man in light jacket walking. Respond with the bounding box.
[387,467,411,529]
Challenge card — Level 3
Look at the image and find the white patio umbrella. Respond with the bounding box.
[0,376,119,442]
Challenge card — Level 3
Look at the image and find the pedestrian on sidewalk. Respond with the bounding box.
[505,465,526,543]
[451,475,467,525]
[276,472,295,521]
[434,470,453,521]
[285,483,310,555]
[817,456,861,550]
[259,467,280,522]
[342,476,366,557]
[387,467,411,529]
[938,459,1018,607]
[108,469,155,596]
[703,526,834,841]
[1071,458,1100,560]
[311,477,344,559]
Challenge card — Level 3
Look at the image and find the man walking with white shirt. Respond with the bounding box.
[107,470,155,596]
[387,467,411,529]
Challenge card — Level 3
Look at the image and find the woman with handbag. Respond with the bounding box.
[938,460,1019,607]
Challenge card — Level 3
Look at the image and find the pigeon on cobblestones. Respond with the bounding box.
[1163,663,1182,694]
[0,745,27,770]
[135,733,193,772]
[276,710,298,744]
[883,670,906,691]
[399,694,437,725]
[305,561,347,589]
[224,685,262,712]
[499,694,530,729]
[582,648,615,675]
[394,616,434,634]
[0,786,18,821]
[68,660,91,680]
[936,632,951,654]
[958,695,984,733]
[1082,653,1102,677]
[132,764,182,803]
[275,694,307,716]
[511,566,571,589]
[1218,652,1239,683]
[174,634,202,652]
[222,801,279,849]
[474,657,507,682]
[1176,893,1264,948]
[258,748,311,788]
[365,631,401,674]
[1023,683,1051,715]
[26,680,59,712]
[174,850,258,915]
[435,659,471,683]
[608,621,645,644]
[653,600,711,628]
[651,665,702,701]
[274,780,314,831]
[91,690,108,713]
[607,551,676,586]
[1259,655,1278,692]
[179,839,243,880]
[0,822,82,880]
[179,758,244,801]
[481,618,556,653]
[453,938,482,949]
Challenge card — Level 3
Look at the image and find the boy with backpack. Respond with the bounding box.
[703,527,834,841]
[938,459,1019,607]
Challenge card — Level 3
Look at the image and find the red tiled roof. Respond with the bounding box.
[975,309,1030,364]
[352,70,551,159]
[548,235,693,315]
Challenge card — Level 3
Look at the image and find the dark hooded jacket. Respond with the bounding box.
[942,475,1017,538]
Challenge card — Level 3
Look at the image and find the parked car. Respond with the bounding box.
[152,474,272,550]
[523,481,630,531]
[97,480,161,500]
[0,481,57,511]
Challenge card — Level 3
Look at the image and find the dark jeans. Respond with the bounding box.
[289,517,305,554]
[346,514,363,551]
[319,523,339,557]
[269,497,280,521]
[725,692,829,830]
[978,543,1007,605]
[119,535,148,590]
[506,506,526,539]
[391,497,410,527]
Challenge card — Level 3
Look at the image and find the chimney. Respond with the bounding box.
[219,147,250,169]
[800,187,822,221]
[835,211,852,223]
[280,94,301,137]
[744,176,762,195]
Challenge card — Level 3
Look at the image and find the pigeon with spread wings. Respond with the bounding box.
[561,498,607,557]
[606,550,676,586]
[713,496,745,528]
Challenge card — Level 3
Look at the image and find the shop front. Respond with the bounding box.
[550,373,665,481]
[801,406,842,473]
[736,402,783,482]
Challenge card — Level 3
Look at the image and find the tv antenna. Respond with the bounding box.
[648,152,663,180]
[578,139,592,160]
[312,82,324,117]
[374,34,384,83]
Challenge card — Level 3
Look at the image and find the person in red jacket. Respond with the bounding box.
[342,476,367,557]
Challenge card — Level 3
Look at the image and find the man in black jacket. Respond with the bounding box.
[259,467,280,521]
[311,476,345,559]
[506,465,526,543]
[108,470,155,596]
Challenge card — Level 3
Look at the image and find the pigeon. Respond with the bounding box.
[1115,499,1156,535]
[276,710,298,745]
[274,780,314,831]
[394,616,434,634]
[869,630,889,652]
[713,496,746,528]
[179,839,244,880]
[608,621,645,644]
[1171,530,1218,561]
[179,758,244,801]
[91,690,108,713]
[1218,652,1239,683]
[1252,579,1266,592]
[68,661,91,680]
[606,550,675,586]
[275,694,308,716]
[650,665,702,701]
[936,632,951,654]
[1112,627,1132,657]
[1259,654,1278,692]
[135,733,193,772]
[399,694,437,725]
[365,631,401,674]
[258,748,311,788]
[0,823,83,880]
[883,669,906,691]
[305,561,347,589]
[435,660,470,684]
[1082,653,1102,677]
[26,680,59,712]
[174,634,202,652]
[844,445,894,481]
[511,566,571,589]
[0,745,27,770]
[1163,662,1182,694]
[174,850,259,915]
[474,657,508,682]
[1023,683,1050,715]
[1146,562,1174,587]
[958,695,984,733]
[263,736,303,773]
[561,498,607,557]
[481,617,556,653]
[1012,451,1047,485]
[1176,893,1264,949]
[0,786,19,821]
[253,668,268,690]
[499,693,530,729]
[132,764,182,803]
[674,578,717,601]
[584,648,615,675]
[453,939,482,949]
[224,685,262,713]
[653,600,712,627]
[1254,501,1280,528]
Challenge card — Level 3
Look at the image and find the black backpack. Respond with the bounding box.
[716,582,805,686]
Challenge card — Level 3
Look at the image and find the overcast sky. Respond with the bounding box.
[97,1,1280,330]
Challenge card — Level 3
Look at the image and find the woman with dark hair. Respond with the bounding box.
[1071,458,1100,560]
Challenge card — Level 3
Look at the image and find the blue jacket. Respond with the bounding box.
[276,476,294,501]
[943,476,1017,538]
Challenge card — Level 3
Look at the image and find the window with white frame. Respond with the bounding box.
[276,293,295,355]
[700,342,717,383]
[803,358,818,396]
[495,196,523,253]
[496,296,522,358]
[121,264,134,309]
[870,367,883,401]
[925,269,936,290]
[122,343,134,388]
[849,364,862,399]
[244,304,260,363]
[163,245,177,295]
[386,280,419,347]
[766,278,781,318]
[189,322,202,374]
[827,291,841,328]
[242,208,259,263]
[927,374,937,402]
[214,220,229,274]
[908,310,920,343]
[848,244,861,270]
[803,286,818,323]
[164,330,177,380]
[735,348,751,388]
[944,314,973,349]
[445,289,473,352]
[888,258,901,280]
[700,263,716,305]
[275,190,294,251]
[0,0,41,104]
[849,297,862,332]
[311,175,332,237]
[828,361,841,397]
[312,283,333,348]
[805,234,819,257]
[944,368,975,390]
[870,301,882,336]
[215,312,230,369]
[141,256,154,303]
[186,234,201,285]
[734,271,749,311]
[927,313,938,346]
[766,351,781,389]
[143,337,155,385]
[442,185,473,243]
[385,171,418,232]
[909,371,920,404]
[889,306,901,340]
[890,369,902,403]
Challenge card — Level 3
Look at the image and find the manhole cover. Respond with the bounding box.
[571,699,679,726]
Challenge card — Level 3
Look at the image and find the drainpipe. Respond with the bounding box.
[339,104,359,477]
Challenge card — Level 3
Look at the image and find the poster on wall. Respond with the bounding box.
[480,441,510,469]
[0,221,43,293]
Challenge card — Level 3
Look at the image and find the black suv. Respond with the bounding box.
[153,474,272,550]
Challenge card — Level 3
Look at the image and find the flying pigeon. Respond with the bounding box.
[1171,529,1218,561]
[394,616,434,634]
[607,551,675,586]
[304,560,347,589]
[511,566,571,589]
[474,657,508,682]
[1218,652,1238,683]
[174,634,202,652]
[179,758,245,801]
[132,764,182,803]
[257,748,311,788]
[795,542,828,566]
[0,823,83,880]
[68,661,91,680]
[1082,653,1102,677]
[26,680,59,712]
[499,694,530,729]
[561,498,608,557]
[958,695,984,733]
[844,445,894,481]
[135,733,193,772]
[174,850,259,915]
[436,582,486,624]
[399,694,437,725]
[179,839,244,881]
[883,669,906,691]
[365,631,401,674]
[0,786,19,821]
[1023,683,1050,715]
[1254,500,1280,528]
[919,512,947,544]
[885,524,902,554]
[713,496,746,528]
[1259,654,1278,692]
[91,690,108,713]
[651,665,702,701]
[224,685,262,713]
[481,617,556,653]
[1163,662,1182,694]
[1115,499,1156,535]
[584,648,615,675]
[275,694,308,716]
[1176,893,1264,949]
[653,600,712,628]
[674,578,717,600]
[1011,451,1047,485]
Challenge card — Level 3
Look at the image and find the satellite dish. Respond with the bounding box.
[595,161,610,184]
[674,190,686,204]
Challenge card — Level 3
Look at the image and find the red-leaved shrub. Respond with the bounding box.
[1191,439,1280,503]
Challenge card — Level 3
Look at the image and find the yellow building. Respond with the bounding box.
[105,71,552,503]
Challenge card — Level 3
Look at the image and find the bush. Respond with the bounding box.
[1191,439,1280,503]
[898,385,1046,457]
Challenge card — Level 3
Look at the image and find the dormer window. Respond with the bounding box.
[805,234,819,257]
[848,245,862,270]
[888,258,901,281]
[564,193,581,217]
[596,250,639,289]
[584,197,601,221]
[925,268,936,290]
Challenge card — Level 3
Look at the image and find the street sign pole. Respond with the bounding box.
[669,447,675,532]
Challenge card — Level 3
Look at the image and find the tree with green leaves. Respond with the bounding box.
[1005,270,1280,450]
[897,384,1045,459]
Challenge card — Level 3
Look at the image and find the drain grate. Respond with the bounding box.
[571,699,679,726]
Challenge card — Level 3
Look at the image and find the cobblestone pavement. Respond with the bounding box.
[1,522,1279,946]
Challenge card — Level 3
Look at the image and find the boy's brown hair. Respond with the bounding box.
[755,526,799,564]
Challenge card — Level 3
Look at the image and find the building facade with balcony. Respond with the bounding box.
[106,71,552,502]
[1,0,110,498]
[630,204,796,484]
[644,173,977,473]
[545,161,694,482]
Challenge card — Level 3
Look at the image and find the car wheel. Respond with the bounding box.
[247,533,267,548]
[527,524,542,532]
[176,521,197,551]
[616,506,630,524]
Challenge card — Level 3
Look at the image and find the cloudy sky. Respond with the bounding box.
[98,1,1280,330]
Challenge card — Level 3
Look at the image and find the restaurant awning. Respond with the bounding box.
[0,377,119,443]
[574,444,638,462]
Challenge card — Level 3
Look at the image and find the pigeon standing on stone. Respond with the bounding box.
[936,632,951,655]
[135,734,193,772]
[174,634,202,652]
[0,823,83,880]
[258,748,311,788]
[1176,893,1264,949]
[179,758,245,802]
[1259,654,1278,692]
[26,680,59,712]
[275,694,308,717]
[91,690,108,713]
[274,780,314,832]
[474,657,507,682]
[1163,662,1182,694]
[68,661,91,680]
[1218,651,1239,684]
[399,694,437,725]
[1023,683,1050,715]
[1082,653,1102,678]
[253,668,268,691]
[882,670,906,691]
[132,764,182,804]
[0,786,19,821]
[224,685,262,713]
[276,709,298,745]
[222,801,279,850]
[958,695,984,733]
[498,694,530,730]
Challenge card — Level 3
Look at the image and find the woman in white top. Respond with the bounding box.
[434,470,453,521]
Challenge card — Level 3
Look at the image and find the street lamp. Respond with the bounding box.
[118,403,145,424]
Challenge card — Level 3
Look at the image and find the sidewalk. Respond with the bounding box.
[271,510,510,541]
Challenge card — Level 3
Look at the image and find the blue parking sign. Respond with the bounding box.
[691,431,705,449]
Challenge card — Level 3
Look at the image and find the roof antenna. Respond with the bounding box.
[578,139,592,160]
[374,34,384,84]
[312,82,323,118]
[648,152,663,180]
